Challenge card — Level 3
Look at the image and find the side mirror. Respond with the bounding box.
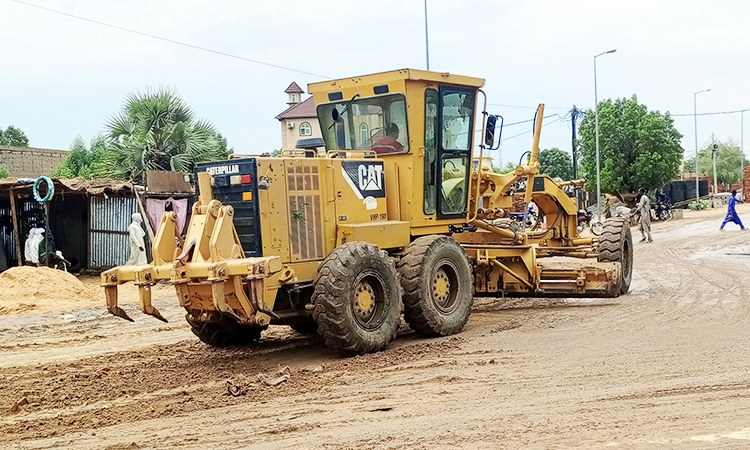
[484,115,497,147]
[331,108,340,122]
[483,114,503,150]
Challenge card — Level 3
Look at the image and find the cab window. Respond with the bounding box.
[317,94,409,154]
[436,87,475,218]
[424,89,438,214]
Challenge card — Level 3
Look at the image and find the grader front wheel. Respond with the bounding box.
[398,235,473,337]
[311,241,401,354]
[597,218,634,294]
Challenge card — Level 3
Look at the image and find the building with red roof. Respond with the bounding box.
[275,82,322,150]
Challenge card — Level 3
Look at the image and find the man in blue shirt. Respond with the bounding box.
[720,190,745,231]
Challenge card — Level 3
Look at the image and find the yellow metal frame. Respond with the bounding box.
[103,68,625,326]
[102,172,282,324]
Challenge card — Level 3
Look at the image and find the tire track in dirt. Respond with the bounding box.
[0,334,462,445]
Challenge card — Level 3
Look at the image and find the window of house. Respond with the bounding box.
[359,123,369,144]
[291,94,297,103]
[299,121,312,136]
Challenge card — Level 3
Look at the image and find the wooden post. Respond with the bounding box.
[8,187,22,266]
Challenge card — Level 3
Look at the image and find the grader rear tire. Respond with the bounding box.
[186,315,264,348]
[597,218,633,294]
[311,241,401,354]
[397,235,473,337]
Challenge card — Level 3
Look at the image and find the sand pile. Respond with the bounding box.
[0,266,98,303]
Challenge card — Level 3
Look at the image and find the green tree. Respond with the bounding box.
[52,135,107,179]
[0,164,10,178]
[492,160,517,174]
[538,147,573,180]
[93,88,230,183]
[0,125,30,147]
[578,96,683,193]
[696,139,747,185]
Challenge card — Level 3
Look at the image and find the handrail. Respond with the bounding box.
[469,89,489,222]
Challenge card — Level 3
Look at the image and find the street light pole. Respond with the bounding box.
[742,110,745,199]
[711,132,717,194]
[693,88,710,205]
[424,0,430,70]
[594,48,616,223]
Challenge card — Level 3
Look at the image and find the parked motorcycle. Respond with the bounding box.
[577,209,603,235]
[653,200,673,221]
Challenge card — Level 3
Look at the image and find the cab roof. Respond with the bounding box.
[308,68,485,94]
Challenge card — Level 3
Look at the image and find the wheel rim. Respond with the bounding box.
[591,221,604,235]
[431,259,460,314]
[351,271,387,329]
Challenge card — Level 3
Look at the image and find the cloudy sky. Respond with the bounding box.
[1,0,748,167]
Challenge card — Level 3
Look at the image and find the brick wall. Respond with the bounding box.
[0,145,67,178]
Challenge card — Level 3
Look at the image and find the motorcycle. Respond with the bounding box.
[577,209,604,235]
[653,200,673,221]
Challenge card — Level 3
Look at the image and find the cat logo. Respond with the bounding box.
[358,164,384,191]
[342,161,386,199]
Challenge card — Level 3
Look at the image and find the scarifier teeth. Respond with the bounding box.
[108,306,134,322]
[144,306,168,323]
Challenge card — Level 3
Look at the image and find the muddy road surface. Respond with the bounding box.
[2,205,750,449]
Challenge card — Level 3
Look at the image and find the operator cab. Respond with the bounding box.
[312,70,482,222]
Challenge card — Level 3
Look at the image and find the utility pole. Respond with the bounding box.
[571,106,579,179]
[693,89,710,205]
[594,49,617,223]
[570,105,582,208]
[711,132,718,194]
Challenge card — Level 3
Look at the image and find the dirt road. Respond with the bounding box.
[2,205,750,449]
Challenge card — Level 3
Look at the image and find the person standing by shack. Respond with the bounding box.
[126,213,147,265]
[635,188,653,243]
[720,189,745,231]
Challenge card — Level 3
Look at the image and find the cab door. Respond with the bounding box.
[424,86,477,219]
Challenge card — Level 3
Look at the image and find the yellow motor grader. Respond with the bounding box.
[102,69,632,353]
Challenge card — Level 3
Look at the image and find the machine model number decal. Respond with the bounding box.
[341,161,385,199]
[206,164,240,175]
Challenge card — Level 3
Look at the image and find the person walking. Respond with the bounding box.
[636,188,652,243]
[126,213,147,265]
[720,189,745,231]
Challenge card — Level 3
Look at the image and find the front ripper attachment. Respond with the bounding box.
[102,172,282,324]
[105,285,134,322]
[102,265,170,322]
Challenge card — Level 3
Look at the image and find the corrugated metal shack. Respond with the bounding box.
[0,178,139,273]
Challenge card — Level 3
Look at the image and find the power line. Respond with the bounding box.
[671,108,749,118]
[16,0,747,124]
[503,113,559,128]
[488,103,569,110]
[8,0,331,79]
[473,112,561,136]
[501,115,564,142]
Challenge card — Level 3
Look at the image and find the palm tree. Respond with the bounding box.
[94,88,230,183]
